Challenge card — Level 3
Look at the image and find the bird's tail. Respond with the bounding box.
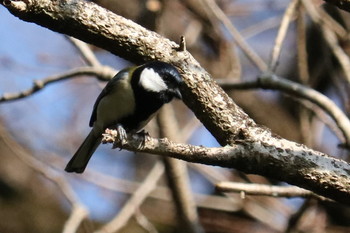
[65,130,101,173]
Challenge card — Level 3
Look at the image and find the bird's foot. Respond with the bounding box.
[116,124,128,149]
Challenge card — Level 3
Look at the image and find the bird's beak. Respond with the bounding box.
[174,88,182,99]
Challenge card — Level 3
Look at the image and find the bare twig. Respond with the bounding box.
[296,4,309,83]
[319,6,348,39]
[63,204,90,233]
[285,199,313,233]
[157,105,204,233]
[216,182,330,201]
[302,0,350,83]
[0,66,116,103]
[296,3,313,146]
[134,210,159,233]
[191,163,295,231]
[241,15,284,39]
[200,0,267,71]
[295,97,345,143]
[66,36,101,67]
[269,0,299,72]
[96,162,164,233]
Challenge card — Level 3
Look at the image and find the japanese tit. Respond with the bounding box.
[65,61,183,173]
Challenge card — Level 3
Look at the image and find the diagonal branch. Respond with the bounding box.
[96,162,165,233]
[268,0,299,72]
[157,105,204,233]
[66,36,102,67]
[303,0,350,83]
[199,0,267,71]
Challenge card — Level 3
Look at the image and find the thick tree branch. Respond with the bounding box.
[2,0,350,205]
[102,129,350,205]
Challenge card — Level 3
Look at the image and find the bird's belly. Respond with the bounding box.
[96,85,136,129]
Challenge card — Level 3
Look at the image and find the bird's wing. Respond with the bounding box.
[89,68,132,127]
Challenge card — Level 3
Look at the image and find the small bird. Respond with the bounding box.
[65,61,183,173]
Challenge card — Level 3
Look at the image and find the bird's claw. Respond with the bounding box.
[116,124,127,149]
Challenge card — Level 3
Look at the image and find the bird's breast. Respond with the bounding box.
[95,79,136,129]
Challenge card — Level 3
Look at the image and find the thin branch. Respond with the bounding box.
[63,204,90,233]
[0,66,116,103]
[157,105,204,233]
[96,161,164,233]
[134,210,159,233]
[296,4,310,83]
[285,199,313,233]
[295,97,345,143]
[296,3,313,146]
[269,0,299,72]
[200,0,267,71]
[190,162,289,230]
[216,182,330,201]
[241,15,284,39]
[302,0,350,83]
[216,73,350,146]
[66,36,102,67]
[319,6,348,39]
[102,129,350,205]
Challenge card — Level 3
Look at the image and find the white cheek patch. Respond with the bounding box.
[139,68,167,92]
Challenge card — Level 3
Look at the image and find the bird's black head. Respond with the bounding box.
[133,61,183,102]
